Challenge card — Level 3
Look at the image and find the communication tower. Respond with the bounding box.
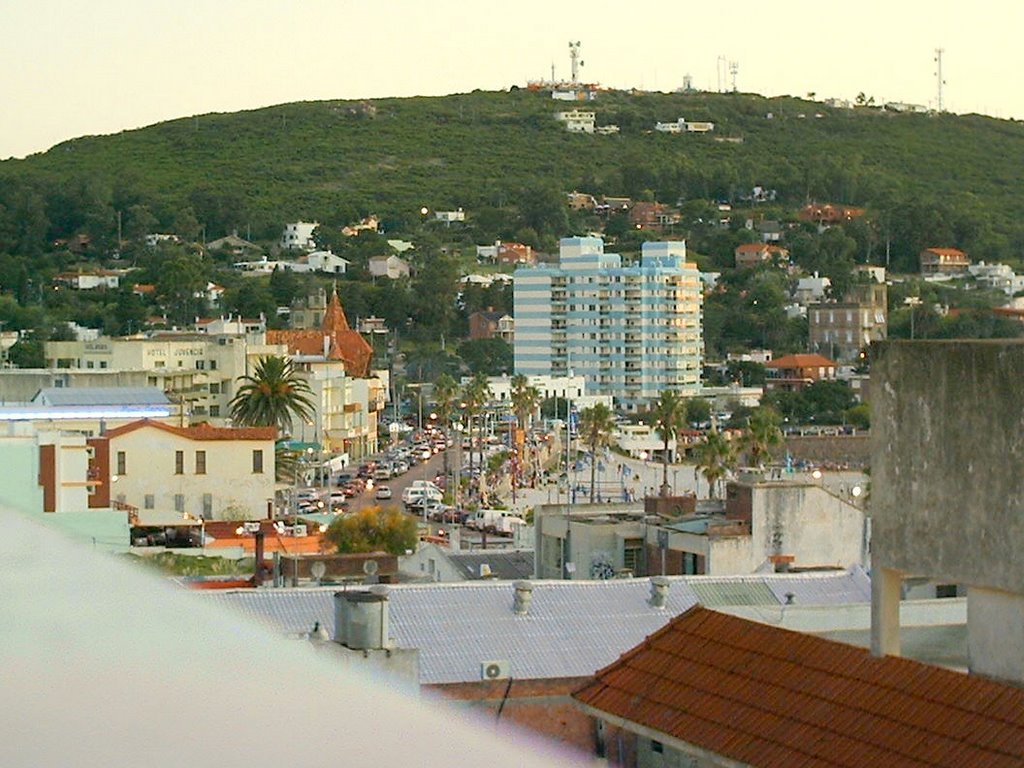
[934,47,946,112]
[569,41,584,84]
[729,61,739,92]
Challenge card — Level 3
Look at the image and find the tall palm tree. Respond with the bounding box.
[741,406,784,469]
[510,374,541,487]
[229,355,315,435]
[695,429,736,500]
[649,389,688,496]
[433,372,460,493]
[461,372,491,489]
[578,403,616,504]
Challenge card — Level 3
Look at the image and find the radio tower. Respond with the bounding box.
[934,48,946,112]
[569,41,583,84]
[729,61,739,92]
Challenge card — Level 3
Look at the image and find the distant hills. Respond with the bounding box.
[2,88,1024,266]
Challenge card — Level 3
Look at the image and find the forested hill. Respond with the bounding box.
[3,88,1024,269]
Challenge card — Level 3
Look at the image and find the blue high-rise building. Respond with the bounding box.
[513,237,702,411]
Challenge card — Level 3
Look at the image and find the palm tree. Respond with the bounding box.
[510,374,541,488]
[649,389,688,497]
[741,406,784,469]
[433,373,460,494]
[695,429,736,500]
[461,372,491,493]
[229,355,315,435]
[577,403,616,503]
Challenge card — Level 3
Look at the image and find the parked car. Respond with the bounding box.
[375,485,393,500]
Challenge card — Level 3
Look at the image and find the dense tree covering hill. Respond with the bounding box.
[3,89,1024,267]
[2,88,1024,373]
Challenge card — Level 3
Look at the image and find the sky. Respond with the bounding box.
[2,0,1022,160]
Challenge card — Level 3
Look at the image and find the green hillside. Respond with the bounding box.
[3,88,1024,266]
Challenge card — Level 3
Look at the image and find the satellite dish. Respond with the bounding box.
[310,561,327,579]
[363,559,379,576]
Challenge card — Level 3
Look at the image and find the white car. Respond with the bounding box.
[375,485,393,500]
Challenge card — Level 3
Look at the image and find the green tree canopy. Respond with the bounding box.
[325,505,417,555]
[229,355,315,436]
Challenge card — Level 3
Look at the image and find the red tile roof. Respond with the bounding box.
[765,353,837,369]
[574,606,1024,768]
[105,419,277,441]
[921,247,968,258]
[268,289,373,377]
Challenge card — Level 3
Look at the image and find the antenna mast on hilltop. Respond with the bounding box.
[729,61,739,92]
[716,56,727,93]
[569,41,583,84]
[934,47,946,112]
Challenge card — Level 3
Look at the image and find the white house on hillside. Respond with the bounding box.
[280,222,318,250]
[306,250,350,275]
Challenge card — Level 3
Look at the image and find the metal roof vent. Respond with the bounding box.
[513,580,533,615]
[649,576,671,609]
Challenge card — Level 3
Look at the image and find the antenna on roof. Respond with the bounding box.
[569,41,582,84]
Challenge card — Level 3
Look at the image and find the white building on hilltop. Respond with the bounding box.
[280,222,318,251]
[513,237,703,411]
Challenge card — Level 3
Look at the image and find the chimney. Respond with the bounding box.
[333,585,390,649]
[648,576,670,608]
[513,580,533,615]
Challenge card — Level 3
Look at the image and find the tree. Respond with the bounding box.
[510,374,541,487]
[740,406,784,468]
[695,429,735,500]
[433,372,460,490]
[325,505,417,555]
[577,403,616,504]
[461,372,492,488]
[649,390,688,496]
[458,338,513,375]
[229,355,315,436]
[685,397,712,427]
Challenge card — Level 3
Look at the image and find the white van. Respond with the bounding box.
[402,484,443,508]
[464,509,524,533]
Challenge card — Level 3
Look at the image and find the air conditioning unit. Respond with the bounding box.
[480,660,511,681]
[243,521,261,534]
[292,524,308,538]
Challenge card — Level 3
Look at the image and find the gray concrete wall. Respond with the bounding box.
[871,340,1024,593]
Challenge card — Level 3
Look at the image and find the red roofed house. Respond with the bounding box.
[468,309,514,342]
[102,419,277,521]
[797,202,866,224]
[268,288,373,378]
[629,202,681,231]
[764,352,837,392]
[920,247,971,275]
[495,241,535,266]
[734,242,790,269]
[574,604,1024,768]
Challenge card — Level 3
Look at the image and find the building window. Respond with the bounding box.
[196,360,205,370]
[202,494,213,517]
[195,451,206,474]
[210,405,220,417]
[651,740,664,754]
[174,494,184,512]
[252,449,264,474]
[116,451,126,476]
[623,538,643,574]
[144,494,155,509]
[175,451,184,475]
[210,360,217,371]
[209,382,220,395]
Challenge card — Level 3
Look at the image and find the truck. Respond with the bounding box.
[401,482,443,509]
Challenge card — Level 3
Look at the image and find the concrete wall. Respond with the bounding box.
[871,341,1024,593]
[967,587,1024,682]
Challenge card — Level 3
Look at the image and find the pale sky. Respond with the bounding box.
[2,0,1021,160]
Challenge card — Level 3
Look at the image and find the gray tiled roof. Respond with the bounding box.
[447,550,535,580]
[201,568,872,685]
[34,387,170,406]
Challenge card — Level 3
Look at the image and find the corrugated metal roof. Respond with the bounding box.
[201,569,872,685]
[34,387,170,406]
[574,606,1024,768]
[447,550,534,580]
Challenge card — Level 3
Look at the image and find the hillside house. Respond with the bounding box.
[554,109,596,133]
[629,202,680,231]
[734,243,789,269]
[920,247,970,275]
[468,310,514,343]
[280,222,318,250]
[367,254,411,280]
[764,353,837,392]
